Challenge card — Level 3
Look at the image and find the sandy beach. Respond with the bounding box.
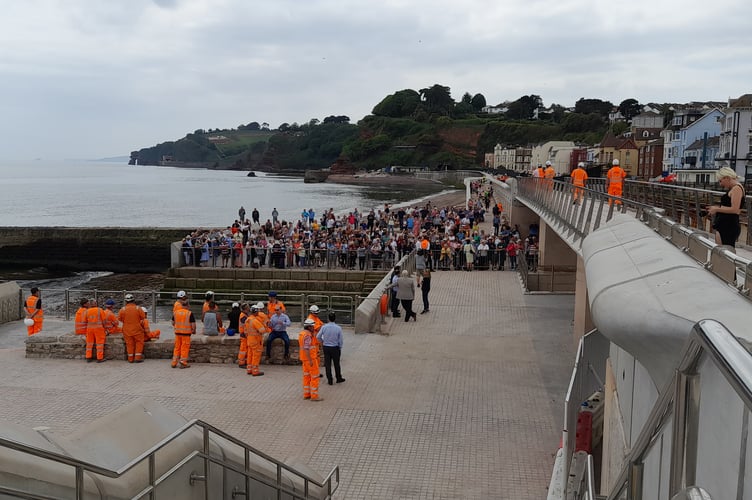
[326,172,444,186]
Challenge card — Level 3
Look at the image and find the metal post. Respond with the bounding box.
[65,289,71,321]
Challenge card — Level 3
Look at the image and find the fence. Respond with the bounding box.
[173,243,406,271]
[17,288,358,325]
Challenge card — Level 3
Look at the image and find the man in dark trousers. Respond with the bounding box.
[317,312,345,386]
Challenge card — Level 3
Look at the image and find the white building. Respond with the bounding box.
[717,94,752,180]
[530,141,576,174]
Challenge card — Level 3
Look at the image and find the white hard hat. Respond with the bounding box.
[256,302,265,309]
[177,290,186,298]
[232,302,240,308]
[250,304,260,312]
[545,161,552,166]
[205,291,214,297]
[141,307,148,313]
[309,305,320,313]
[577,162,585,168]
[303,318,316,327]
[612,159,620,166]
[24,318,34,326]
[125,293,135,302]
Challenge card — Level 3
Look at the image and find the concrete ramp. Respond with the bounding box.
[0,398,333,499]
[582,215,751,388]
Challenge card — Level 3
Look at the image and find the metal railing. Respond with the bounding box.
[606,319,746,499]
[0,418,338,500]
[18,288,358,325]
[514,178,752,300]
[560,330,609,498]
[176,244,405,271]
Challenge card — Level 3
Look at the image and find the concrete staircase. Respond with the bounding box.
[0,398,338,499]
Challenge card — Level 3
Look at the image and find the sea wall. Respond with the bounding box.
[0,227,191,273]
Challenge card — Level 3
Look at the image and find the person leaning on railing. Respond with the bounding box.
[707,166,746,249]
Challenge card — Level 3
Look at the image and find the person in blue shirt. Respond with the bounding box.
[316,312,345,385]
[266,308,292,363]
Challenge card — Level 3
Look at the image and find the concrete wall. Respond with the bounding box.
[0,227,191,273]
[539,221,577,267]
[0,282,21,325]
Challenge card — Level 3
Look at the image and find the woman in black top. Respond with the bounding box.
[709,166,745,247]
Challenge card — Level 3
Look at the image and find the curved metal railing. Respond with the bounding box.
[0,418,339,499]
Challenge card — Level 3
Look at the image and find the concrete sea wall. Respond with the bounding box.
[0,227,191,273]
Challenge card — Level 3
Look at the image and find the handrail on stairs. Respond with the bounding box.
[0,418,339,500]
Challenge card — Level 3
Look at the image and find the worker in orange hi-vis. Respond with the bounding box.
[118,293,146,363]
[266,291,286,315]
[74,298,89,336]
[103,299,121,335]
[245,304,268,377]
[236,303,250,368]
[299,319,323,402]
[171,301,196,369]
[24,287,44,335]
[84,299,107,363]
[606,159,627,206]
[201,291,214,317]
[533,164,545,178]
[571,162,589,205]
[173,290,187,313]
[141,307,161,341]
[543,160,556,191]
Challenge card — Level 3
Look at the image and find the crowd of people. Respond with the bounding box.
[177,182,542,273]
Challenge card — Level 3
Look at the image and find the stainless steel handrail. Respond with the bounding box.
[512,177,752,298]
[0,418,339,499]
[607,319,752,499]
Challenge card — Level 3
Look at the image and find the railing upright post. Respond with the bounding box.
[65,289,71,321]
[76,465,84,500]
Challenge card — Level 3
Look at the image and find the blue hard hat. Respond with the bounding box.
[268,291,277,297]
[105,299,115,306]
[226,328,236,336]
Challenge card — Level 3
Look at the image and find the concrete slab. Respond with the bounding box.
[0,268,575,499]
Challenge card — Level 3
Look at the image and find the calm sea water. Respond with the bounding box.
[0,160,447,228]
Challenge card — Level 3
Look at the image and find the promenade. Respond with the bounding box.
[0,272,574,499]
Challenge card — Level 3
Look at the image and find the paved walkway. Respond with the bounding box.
[0,268,575,499]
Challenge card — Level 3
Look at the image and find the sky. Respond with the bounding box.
[2,0,751,160]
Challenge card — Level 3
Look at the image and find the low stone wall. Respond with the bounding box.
[0,282,21,325]
[354,252,416,334]
[26,333,320,365]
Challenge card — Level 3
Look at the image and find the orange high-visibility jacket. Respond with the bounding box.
[607,166,626,187]
[267,301,286,315]
[118,303,146,336]
[74,307,88,335]
[298,329,316,363]
[571,168,588,187]
[25,295,43,320]
[535,167,545,177]
[244,315,266,337]
[85,307,106,333]
[544,167,556,179]
[173,308,194,335]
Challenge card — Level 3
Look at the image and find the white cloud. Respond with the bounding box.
[0,0,751,159]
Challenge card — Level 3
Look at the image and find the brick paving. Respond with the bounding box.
[0,268,575,498]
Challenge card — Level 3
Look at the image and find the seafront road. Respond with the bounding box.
[0,268,575,498]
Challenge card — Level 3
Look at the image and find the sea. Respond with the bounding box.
[0,159,450,289]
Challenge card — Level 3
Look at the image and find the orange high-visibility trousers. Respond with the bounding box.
[124,333,145,362]
[27,317,43,336]
[608,185,623,205]
[237,337,248,365]
[246,335,263,375]
[85,328,106,360]
[172,334,191,367]
[302,359,320,399]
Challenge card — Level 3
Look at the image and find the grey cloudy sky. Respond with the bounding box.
[2,0,751,160]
